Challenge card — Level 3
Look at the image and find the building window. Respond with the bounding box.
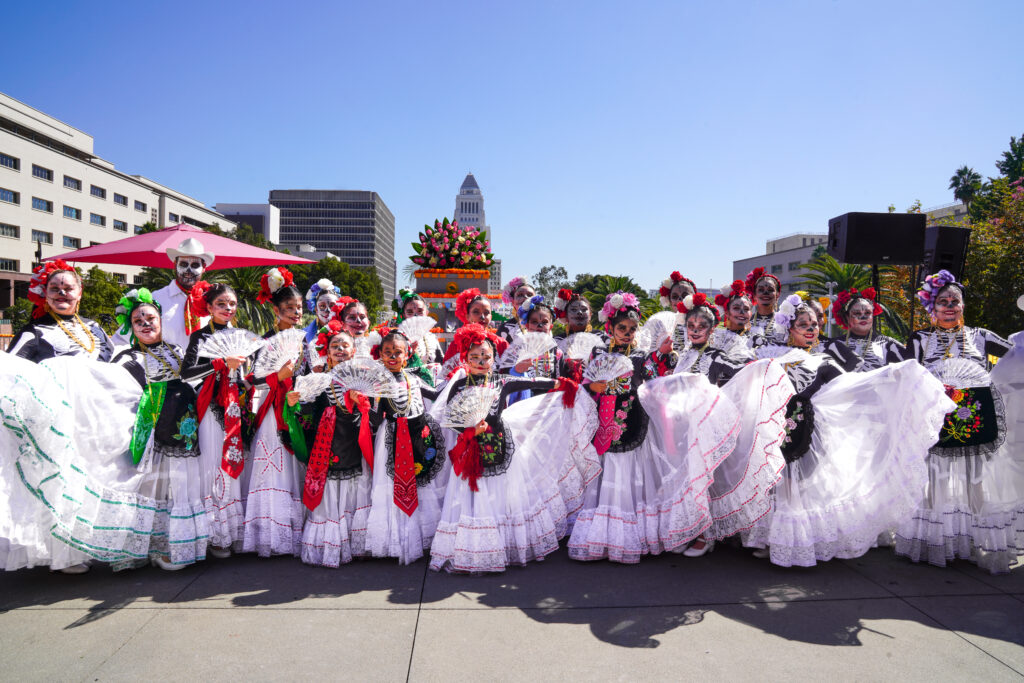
[63,236,81,249]
[0,152,19,171]
[90,185,106,199]
[169,212,179,222]
[31,229,53,244]
[0,187,19,204]
[788,261,802,271]
[134,225,144,234]
[0,258,18,272]
[0,223,19,239]
[64,175,82,191]
[113,219,127,232]
[112,273,126,284]
[113,193,128,206]
[133,274,145,285]
[770,264,783,275]
[32,164,53,181]
[32,197,53,213]
[63,206,82,220]
[134,200,147,212]
[89,241,101,246]
[90,213,106,226]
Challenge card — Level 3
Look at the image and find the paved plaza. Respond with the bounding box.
[1,543,1022,681]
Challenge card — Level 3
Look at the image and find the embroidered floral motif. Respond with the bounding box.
[941,385,983,443]
[783,402,805,445]
[476,425,505,464]
[610,394,635,445]
[173,412,198,451]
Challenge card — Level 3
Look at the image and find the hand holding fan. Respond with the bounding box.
[197,328,266,360]
[331,356,404,398]
[252,328,307,378]
[442,385,500,429]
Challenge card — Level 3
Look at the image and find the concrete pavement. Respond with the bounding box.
[1,544,1022,681]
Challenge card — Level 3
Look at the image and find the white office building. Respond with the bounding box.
[0,92,235,309]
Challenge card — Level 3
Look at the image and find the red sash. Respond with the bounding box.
[344,392,375,471]
[392,417,418,516]
[450,427,484,492]
[303,405,337,511]
[195,359,244,478]
[593,393,618,456]
[255,374,294,454]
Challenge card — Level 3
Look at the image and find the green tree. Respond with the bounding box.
[78,266,127,335]
[949,166,982,212]
[970,177,1014,223]
[575,274,659,325]
[995,134,1024,182]
[531,265,570,300]
[290,257,385,319]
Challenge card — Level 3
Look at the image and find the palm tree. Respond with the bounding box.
[578,274,659,326]
[948,166,982,213]
[799,254,909,340]
[209,267,276,334]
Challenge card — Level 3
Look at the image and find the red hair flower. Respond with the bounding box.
[315,319,345,356]
[676,291,721,325]
[27,259,77,318]
[553,288,573,318]
[188,280,213,318]
[256,267,295,304]
[714,279,747,309]
[455,288,484,324]
[745,267,781,297]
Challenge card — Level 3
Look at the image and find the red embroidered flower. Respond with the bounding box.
[421,425,430,438]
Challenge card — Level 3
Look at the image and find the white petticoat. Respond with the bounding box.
[895,333,1024,574]
[744,359,954,567]
[568,373,740,563]
[301,467,372,567]
[242,413,306,557]
[198,415,245,551]
[0,355,155,569]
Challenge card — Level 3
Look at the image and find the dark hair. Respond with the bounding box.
[468,337,498,356]
[609,307,641,327]
[204,283,236,304]
[685,307,716,328]
[380,330,410,349]
[935,282,965,299]
[402,293,426,312]
[526,303,555,323]
[271,285,303,308]
[340,300,367,320]
[328,329,354,345]
[468,294,489,310]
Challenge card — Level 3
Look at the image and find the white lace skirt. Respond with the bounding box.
[135,444,210,567]
[744,360,953,567]
[301,467,372,567]
[364,425,449,565]
[242,414,305,557]
[198,416,245,551]
[895,335,1024,574]
[429,423,568,573]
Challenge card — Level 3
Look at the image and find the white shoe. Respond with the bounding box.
[751,547,770,559]
[683,537,714,557]
[152,555,184,571]
[54,562,91,575]
[207,545,232,559]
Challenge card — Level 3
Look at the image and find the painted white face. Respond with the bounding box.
[847,299,874,336]
[726,297,752,330]
[175,257,205,289]
[933,286,964,328]
[46,271,81,315]
[566,299,591,329]
[526,308,553,333]
[755,278,779,310]
[789,311,819,348]
[274,295,304,329]
[328,334,354,365]
[612,317,638,346]
[343,304,370,336]
[403,299,427,319]
[686,313,712,346]
[131,304,162,345]
[316,292,339,324]
[669,282,694,308]
[466,342,495,375]
[513,286,535,310]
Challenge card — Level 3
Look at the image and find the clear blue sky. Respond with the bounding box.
[5,0,1020,293]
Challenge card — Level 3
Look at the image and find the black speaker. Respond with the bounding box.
[923,225,972,280]
[827,212,925,265]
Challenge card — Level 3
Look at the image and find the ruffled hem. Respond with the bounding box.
[300,476,371,568]
[150,500,210,566]
[205,470,245,551]
[568,504,656,564]
[894,505,1024,575]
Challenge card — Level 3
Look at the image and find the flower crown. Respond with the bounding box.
[676,292,721,325]
[501,276,529,304]
[446,322,508,362]
[27,259,77,319]
[391,288,420,316]
[714,279,748,310]
[256,267,295,304]
[455,287,485,324]
[326,296,359,324]
[658,271,696,308]
[833,287,882,329]
[552,288,575,318]
[917,270,962,315]
[745,267,781,297]
[517,294,551,326]
[305,278,340,313]
[772,294,806,337]
[115,287,161,336]
[598,291,641,332]
[315,319,346,357]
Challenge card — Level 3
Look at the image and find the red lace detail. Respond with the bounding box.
[450,427,484,492]
[593,393,618,455]
[392,417,418,516]
[303,405,336,511]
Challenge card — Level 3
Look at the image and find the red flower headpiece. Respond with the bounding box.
[27,259,77,318]
[658,271,697,307]
[676,291,721,325]
[256,267,295,304]
[188,280,213,318]
[714,279,748,310]
[315,319,345,357]
[326,296,358,324]
[445,323,508,363]
[455,288,484,324]
[832,287,883,329]
[552,288,576,318]
[745,267,781,297]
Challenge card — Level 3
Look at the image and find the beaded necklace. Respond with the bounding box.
[936,324,965,360]
[385,370,413,417]
[50,311,97,354]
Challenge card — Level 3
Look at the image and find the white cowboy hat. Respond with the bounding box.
[166,238,215,267]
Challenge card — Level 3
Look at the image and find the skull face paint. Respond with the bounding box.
[315,292,339,324]
[566,299,591,330]
[175,257,205,290]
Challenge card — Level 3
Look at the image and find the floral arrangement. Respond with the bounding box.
[917,269,960,315]
[305,278,339,313]
[773,294,805,338]
[502,276,529,304]
[658,271,696,308]
[833,287,882,329]
[257,267,295,304]
[315,319,345,357]
[714,280,748,310]
[598,291,641,328]
[418,291,501,300]
[410,217,493,270]
[27,258,77,318]
[676,292,720,324]
[517,294,550,326]
[745,267,781,297]
[413,268,492,277]
[115,287,160,336]
[940,386,984,444]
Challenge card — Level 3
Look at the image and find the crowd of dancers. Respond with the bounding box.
[2,237,1022,578]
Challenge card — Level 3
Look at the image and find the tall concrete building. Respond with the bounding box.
[0,92,235,309]
[452,173,501,293]
[268,189,395,299]
[215,203,280,243]
[732,232,828,295]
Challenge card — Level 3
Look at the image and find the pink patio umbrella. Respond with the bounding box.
[44,223,315,269]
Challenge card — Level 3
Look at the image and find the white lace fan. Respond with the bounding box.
[252,328,307,378]
[331,357,404,398]
[196,328,266,360]
[931,357,991,388]
[636,311,680,353]
[512,331,557,364]
[564,332,606,361]
[442,385,500,429]
[398,316,435,343]
[582,352,635,383]
[293,373,333,403]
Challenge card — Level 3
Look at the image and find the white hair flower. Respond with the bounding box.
[610,294,624,309]
[267,268,285,293]
[682,294,694,310]
[317,278,333,290]
[662,278,673,288]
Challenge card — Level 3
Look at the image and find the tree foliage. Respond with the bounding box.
[995,134,1024,182]
[531,265,570,300]
[949,166,982,211]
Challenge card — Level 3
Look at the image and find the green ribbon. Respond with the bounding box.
[130,381,166,464]
[284,401,310,464]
